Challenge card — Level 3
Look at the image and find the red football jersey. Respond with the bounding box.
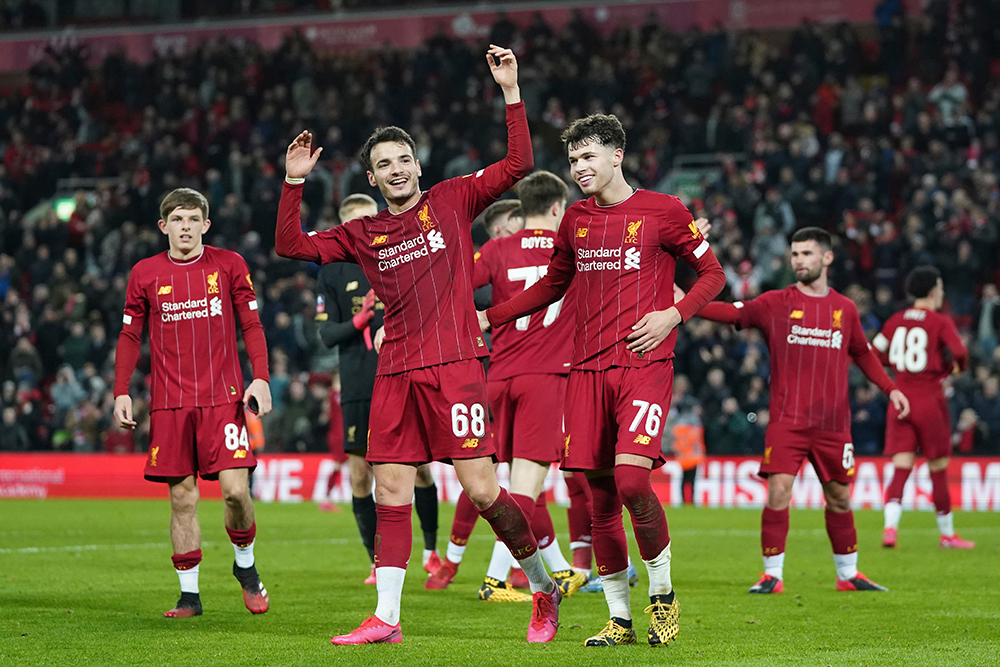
[872,308,968,389]
[115,246,264,410]
[474,228,574,380]
[489,190,722,370]
[276,103,532,375]
[733,285,872,432]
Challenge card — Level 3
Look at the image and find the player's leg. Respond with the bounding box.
[929,456,974,548]
[921,400,974,549]
[614,453,678,648]
[511,458,581,594]
[564,471,593,574]
[347,452,378,583]
[219,467,269,613]
[751,423,814,594]
[823,479,887,591]
[165,475,203,617]
[413,464,441,571]
[332,462,415,645]
[606,365,677,647]
[751,472,794,594]
[453,455,560,642]
[426,490,478,589]
[882,406,918,548]
[882,451,914,548]
[582,468,637,646]
[681,466,697,505]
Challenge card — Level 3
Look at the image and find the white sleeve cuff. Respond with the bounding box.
[285,175,305,185]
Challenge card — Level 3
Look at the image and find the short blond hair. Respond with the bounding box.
[159,188,209,221]
[339,193,378,223]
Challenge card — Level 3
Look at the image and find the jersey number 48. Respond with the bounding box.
[888,326,928,373]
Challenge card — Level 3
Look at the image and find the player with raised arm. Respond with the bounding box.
[277,45,562,645]
[472,170,586,601]
[314,194,441,585]
[692,226,910,594]
[872,266,973,550]
[483,114,726,647]
[113,188,272,618]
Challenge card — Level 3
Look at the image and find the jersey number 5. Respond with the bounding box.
[888,326,928,373]
[507,265,564,331]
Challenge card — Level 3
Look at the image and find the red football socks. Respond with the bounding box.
[226,523,256,548]
[374,504,413,569]
[565,474,593,569]
[825,508,858,555]
[532,492,557,551]
[930,469,952,515]
[615,464,670,560]
[171,549,202,570]
[761,506,789,556]
[587,474,629,574]
[449,491,480,549]
[478,488,538,560]
[884,467,911,505]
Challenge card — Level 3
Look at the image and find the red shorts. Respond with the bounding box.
[761,422,855,484]
[562,362,672,471]
[884,391,951,460]
[488,374,566,464]
[146,403,255,482]
[367,359,496,464]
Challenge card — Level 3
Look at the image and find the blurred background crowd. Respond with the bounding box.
[0,0,998,456]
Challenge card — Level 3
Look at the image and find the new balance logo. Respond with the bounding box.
[371,235,388,246]
[427,229,446,253]
[624,247,641,270]
[633,434,652,445]
[157,285,173,295]
[461,438,479,449]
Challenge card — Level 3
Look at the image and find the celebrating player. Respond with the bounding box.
[872,266,974,549]
[471,170,586,601]
[113,188,272,618]
[315,194,441,585]
[482,114,726,647]
[692,226,910,594]
[277,45,562,645]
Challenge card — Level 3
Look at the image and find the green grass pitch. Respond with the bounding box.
[1,499,997,666]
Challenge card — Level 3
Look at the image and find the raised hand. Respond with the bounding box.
[285,130,324,180]
[487,45,519,102]
[694,216,712,239]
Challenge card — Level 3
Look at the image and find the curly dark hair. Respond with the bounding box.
[360,126,416,172]
[560,113,627,153]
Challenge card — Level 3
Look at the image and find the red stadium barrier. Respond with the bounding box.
[1,453,998,511]
[0,0,918,72]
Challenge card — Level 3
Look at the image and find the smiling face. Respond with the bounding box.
[567,140,621,196]
[367,141,422,208]
[789,239,832,286]
[159,207,210,258]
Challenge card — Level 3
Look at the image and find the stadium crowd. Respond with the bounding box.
[0,0,998,456]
